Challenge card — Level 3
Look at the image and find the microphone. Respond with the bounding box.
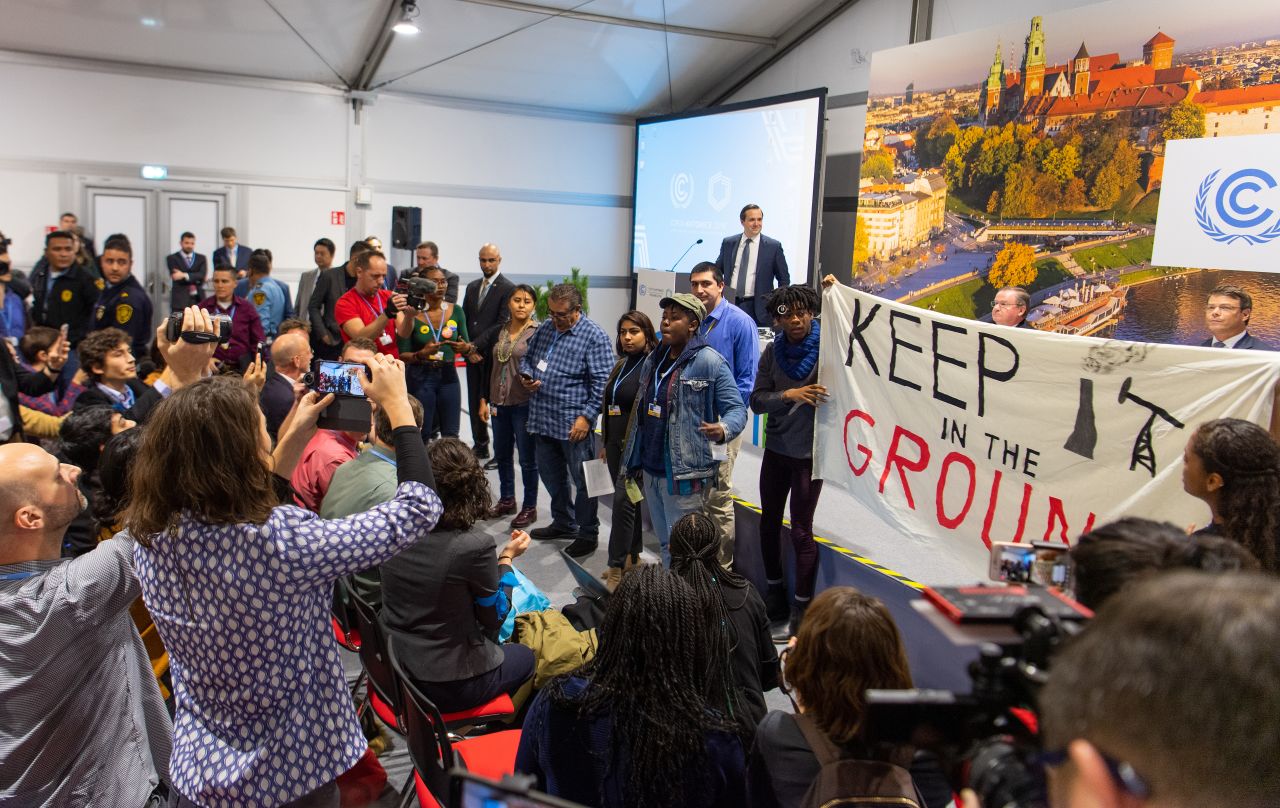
[669,238,704,273]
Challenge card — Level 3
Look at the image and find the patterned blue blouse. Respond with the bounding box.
[133,481,442,806]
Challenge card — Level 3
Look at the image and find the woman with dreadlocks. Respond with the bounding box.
[670,512,778,733]
[1182,418,1280,571]
[750,283,828,639]
[515,565,746,808]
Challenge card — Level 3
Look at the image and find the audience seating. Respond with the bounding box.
[390,643,521,808]
[331,578,365,698]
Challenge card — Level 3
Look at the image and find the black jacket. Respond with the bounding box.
[30,263,100,344]
[166,251,208,311]
[73,378,162,423]
[307,264,357,347]
[90,274,153,353]
[380,526,510,684]
[260,370,296,440]
[0,349,55,441]
[1200,331,1276,350]
[462,274,515,347]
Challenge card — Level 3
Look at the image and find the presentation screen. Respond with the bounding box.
[630,89,826,283]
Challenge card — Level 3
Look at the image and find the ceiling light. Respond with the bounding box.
[140,16,161,28]
[392,1,420,35]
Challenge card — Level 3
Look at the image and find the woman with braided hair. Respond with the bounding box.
[750,283,828,639]
[515,564,746,808]
[1183,418,1280,571]
[670,512,779,733]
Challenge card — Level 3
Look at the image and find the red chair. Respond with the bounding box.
[348,589,518,734]
[332,578,364,698]
[390,642,521,808]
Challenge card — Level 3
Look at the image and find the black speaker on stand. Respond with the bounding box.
[390,206,422,250]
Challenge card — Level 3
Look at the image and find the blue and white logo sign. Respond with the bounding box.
[1154,134,1280,274]
[1195,168,1280,245]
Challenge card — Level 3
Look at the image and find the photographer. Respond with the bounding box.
[398,265,473,441]
[128,347,443,807]
[961,571,1280,808]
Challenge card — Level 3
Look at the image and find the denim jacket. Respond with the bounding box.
[621,337,747,483]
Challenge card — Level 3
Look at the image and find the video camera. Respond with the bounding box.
[396,275,437,311]
[859,540,1090,808]
[164,310,232,345]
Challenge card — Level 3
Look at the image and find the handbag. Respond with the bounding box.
[498,566,552,641]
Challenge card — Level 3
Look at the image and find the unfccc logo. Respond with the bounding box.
[1195,168,1280,245]
[670,172,693,209]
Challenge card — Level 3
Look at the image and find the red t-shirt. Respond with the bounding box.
[335,287,399,356]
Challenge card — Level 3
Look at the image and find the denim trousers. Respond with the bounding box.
[412,364,461,442]
[534,432,599,539]
[643,471,708,567]
[758,449,824,601]
[492,402,538,508]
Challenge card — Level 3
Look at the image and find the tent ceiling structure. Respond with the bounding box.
[0,0,861,117]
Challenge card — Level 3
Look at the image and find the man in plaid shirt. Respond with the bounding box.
[519,283,614,556]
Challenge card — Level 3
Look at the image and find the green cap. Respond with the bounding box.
[658,292,707,322]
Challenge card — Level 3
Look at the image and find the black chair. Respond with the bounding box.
[390,642,521,808]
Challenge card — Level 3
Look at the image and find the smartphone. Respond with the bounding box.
[312,360,368,398]
[59,323,69,341]
[518,371,535,383]
[988,541,1072,589]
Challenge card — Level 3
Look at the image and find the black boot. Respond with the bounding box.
[764,583,789,623]
[771,601,809,644]
[564,536,599,559]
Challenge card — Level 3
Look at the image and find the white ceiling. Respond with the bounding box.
[0,0,841,117]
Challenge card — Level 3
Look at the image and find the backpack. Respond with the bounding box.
[794,713,926,808]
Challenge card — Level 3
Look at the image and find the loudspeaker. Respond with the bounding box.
[390,206,421,249]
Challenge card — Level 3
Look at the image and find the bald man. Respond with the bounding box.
[462,244,514,461]
[261,330,313,441]
[0,443,171,806]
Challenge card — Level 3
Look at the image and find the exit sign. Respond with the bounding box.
[330,210,345,226]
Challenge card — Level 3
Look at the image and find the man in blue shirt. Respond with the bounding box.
[519,283,614,556]
[690,261,758,564]
[235,249,293,339]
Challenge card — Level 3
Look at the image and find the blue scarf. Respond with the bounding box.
[774,319,820,380]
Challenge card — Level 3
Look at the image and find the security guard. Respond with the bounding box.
[30,230,100,347]
[91,234,154,354]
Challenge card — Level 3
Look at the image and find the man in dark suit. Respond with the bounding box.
[1200,284,1275,350]
[462,243,514,460]
[295,238,334,330]
[992,286,1033,329]
[261,330,312,440]
[211,227,251,278]
[715,204,790,326]
[166,232,207,312]
[308,241,373,360]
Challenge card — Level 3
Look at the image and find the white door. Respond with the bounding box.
[90,190,151,280]
[160,193,225,315]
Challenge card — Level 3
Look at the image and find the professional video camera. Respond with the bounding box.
[396,275,437,311]
[861,538,1090,808]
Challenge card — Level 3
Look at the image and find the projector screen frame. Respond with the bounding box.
[627,87,828,309]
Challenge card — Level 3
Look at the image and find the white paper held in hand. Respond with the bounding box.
[582,458,614,498]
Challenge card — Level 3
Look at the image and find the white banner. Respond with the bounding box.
[814,286,1280,572]
[1152,133,1280,273]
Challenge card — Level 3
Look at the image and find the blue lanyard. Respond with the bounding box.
[355,291,383,320]
[1,570,39,581]
[540,328,571,374]
[217,302,237,320]
[368,447,397,468]
[651,353,679,402]
[610,356,643,404]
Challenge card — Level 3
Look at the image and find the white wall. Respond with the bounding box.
[0,56,633,320]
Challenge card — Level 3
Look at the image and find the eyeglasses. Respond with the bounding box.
[548,307,579,321]
[992,301,1024,310]
[1038,748,1151,799]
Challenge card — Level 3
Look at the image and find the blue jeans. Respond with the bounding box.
[412,365,461,441]
[493,402,538,509]
[534,433,599,539]
[643,471,708,567]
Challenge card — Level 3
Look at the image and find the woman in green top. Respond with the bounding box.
[399,265,474,441]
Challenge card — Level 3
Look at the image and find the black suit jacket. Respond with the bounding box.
[1199,331,1276,351]
[0,351,55,441]
[212,244,251,271]
[260,370,296,440]
[308,264,357,347]
[166,251,208,310]
[380,527,508,683]
[715,233,790,325]
[71,378,162,423]
[462,274,515,347]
